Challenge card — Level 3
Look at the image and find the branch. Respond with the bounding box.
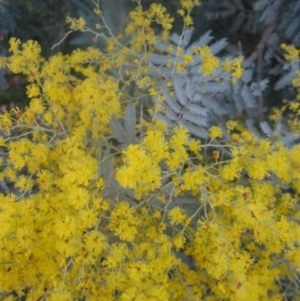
[247,0,285,120]
[247,0,285,63]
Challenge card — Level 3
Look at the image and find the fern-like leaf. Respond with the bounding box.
[260,121,273,137]
[174,75,187,105]
[178,119,208,138]
[210,38,228,54]
[161,88,181,114]
[275,71,295,90]
[241,86,256,108]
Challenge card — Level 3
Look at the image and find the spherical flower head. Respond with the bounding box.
[21,40,42,61]
[281,43,300,63]
[220,161,240,181]
[109,202,140,241]
[247,159,269,180]
[26,84,40,98]
[170,126,189,148]
[68,186,90,210]
[198,45,220,76]
[9,37,21,53]
[168,206,187,225]
[173,234,186,250]
[188,138,201,153]
[209,126,223,139]
[142,130,168,161]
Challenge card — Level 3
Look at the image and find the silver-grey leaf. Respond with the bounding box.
[124,104,136,144]
[110,115,126,144]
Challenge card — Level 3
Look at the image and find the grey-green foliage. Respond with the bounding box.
[148,30,224,138]
[148,29,274,139]
[105,104,139,204]
[143,0,300,147]
[69,0,133,47]
[124,104,137,145]
[245,118,299,147]
[98,139,137,205]
[200,0,300,78]
[109,104,137,145]
[0,0,20,35]
[0,0,19,90]
[278,1,300,46]
[204,0,285,35]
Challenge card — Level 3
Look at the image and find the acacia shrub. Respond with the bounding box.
[0,1,300,301]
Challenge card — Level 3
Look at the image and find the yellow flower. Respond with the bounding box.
[209,126,223,139]
[54,215,76,239]
[198,46,220,76]
[231,56,244,83]
[182,166,205,190]
[9,37,21,53]
[281,43,300,62]
[109,202,140,241]
[30,98,45,114]
[166,147,188,171]
[188,138,201,153]
[148,286,170,301]
[37,170,53,191]
[176,61,187,73]
[142,130,168,161]
[7,57,26,78]
[173,234,186,250]
[22,40,41,60]
[83,230,107,255]
[26,84,40,98]
[267,151,290,182]
[207,251,228,279]
[222,58,232,73]
[168,206,187,225]
[68,186,90,209]
[170,126,189,148]
[15,175,33,192]
[120,288,143,301]
[183,15,193,26]
[247,159,269,180]
[0,111,13,129]
[220,161,240,181]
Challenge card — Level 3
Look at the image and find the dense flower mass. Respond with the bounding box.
[0,1,300,301]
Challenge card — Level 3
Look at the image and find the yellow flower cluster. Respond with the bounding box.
[115,142,163,195]
[209,125,223,139]
[125,3,173,52]
[222,56,244,83]
[109,202,140,241]
[0,2,300,301]
[281,43,300,62]
[274,44,300,131]
[115,120,300,300]
[66,16,86,31]
[197,45,220,76]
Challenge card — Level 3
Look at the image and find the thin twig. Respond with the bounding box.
[247,0,285,120]
[51,30,73,50]
[247,0,284,63]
